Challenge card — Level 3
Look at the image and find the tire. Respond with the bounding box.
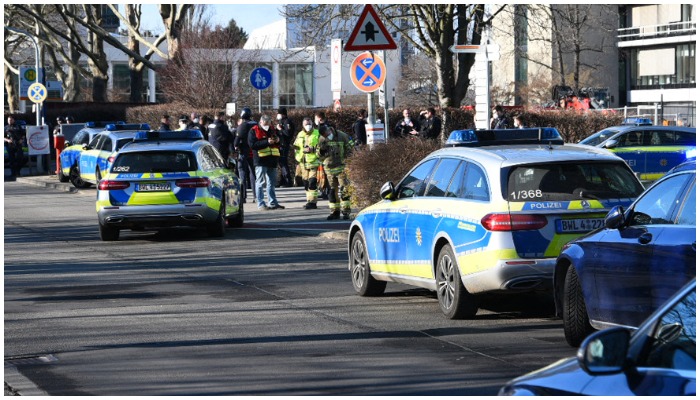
[99,223,119,241]
[227,191,244,228]
[563,265,594,347]
[57,158,69,182]
[207,195,226,237]
[69,165,90,188]
[436,245,478,319]
[350,231,386,296]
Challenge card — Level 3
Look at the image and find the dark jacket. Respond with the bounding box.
[208,119,233,159]
[276,117,295,151]
[352,118,367,145]
[248,124,280,168]
[187,122,207,140]
[394,118,418,138]
[491,115,511,129]
[418,116,441,140]
[235,119,257,157]
[158,123,171,131]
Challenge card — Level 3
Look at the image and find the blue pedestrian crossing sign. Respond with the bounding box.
[27,82,47,104]
[250,67,272,90]
[350,52,386,93]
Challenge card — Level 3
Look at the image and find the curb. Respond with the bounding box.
[15,176,79,194]
[319,231,348,241]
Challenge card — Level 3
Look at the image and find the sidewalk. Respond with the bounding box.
[6,172,351,240]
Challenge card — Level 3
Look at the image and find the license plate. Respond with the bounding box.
[136,182,170,192]
[556,218,604,233]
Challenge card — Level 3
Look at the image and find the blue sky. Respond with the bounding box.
[130,4,284,36]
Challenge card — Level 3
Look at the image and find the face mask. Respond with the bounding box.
[304,125,312,131]
[327,133,334,140]
[261,125,269,131]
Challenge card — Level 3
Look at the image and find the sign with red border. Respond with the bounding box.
[350,52,386,93]
[344,4,397,51]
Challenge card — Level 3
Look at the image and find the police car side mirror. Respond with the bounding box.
[380,181,395,201]
[604,206,625,229]
[603,139,618,149]
[82,144,89,150]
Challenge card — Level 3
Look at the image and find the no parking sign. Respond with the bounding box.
[350,52,386,93]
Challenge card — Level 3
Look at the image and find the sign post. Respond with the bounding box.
[250,67,272,113]
[331,39,342,101]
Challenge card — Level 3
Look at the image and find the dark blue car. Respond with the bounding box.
[553,161,696,347]
[499,279,695,396]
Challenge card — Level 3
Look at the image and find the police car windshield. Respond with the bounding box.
[111,151,197,173]
[579,128,620,146]
[506,162,643,201]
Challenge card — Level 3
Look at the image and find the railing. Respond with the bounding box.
[618,21,696,41]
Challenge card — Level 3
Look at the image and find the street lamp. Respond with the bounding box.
[4,25,41,126]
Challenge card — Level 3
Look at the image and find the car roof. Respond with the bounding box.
[431,143,624,168]
[118,139,208,153]
[98,130,142,139]
[605,125,696,134]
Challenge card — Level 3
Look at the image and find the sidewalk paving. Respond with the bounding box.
[6,172,352,240]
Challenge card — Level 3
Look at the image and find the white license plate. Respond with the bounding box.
[136,182,170,192]
[556,218,604,233]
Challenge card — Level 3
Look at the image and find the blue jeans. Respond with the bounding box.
[255,165,279,208]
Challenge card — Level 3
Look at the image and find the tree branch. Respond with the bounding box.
[106,4,169,59]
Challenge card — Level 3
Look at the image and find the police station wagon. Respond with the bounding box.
[348,128,645,319]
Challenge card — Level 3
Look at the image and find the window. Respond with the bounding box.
[631,174,692,225]
[630,43,695,89]
[279,63,313,108]
[99,137,113,152]
[425,158,461,197]
[112,151,198,173]
[462,163,489,201]
[88,134,102,148]
[445,162,467,198]
[675,181,696,226]
[397,159,438,198]
[116,138,133,151]
[73,131,89,145]
[199,146,226,171]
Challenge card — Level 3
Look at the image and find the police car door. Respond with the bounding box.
[80,134,106,181]
[373,158,438,275]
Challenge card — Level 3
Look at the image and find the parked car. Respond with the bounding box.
[499,278,695,396]
[348,128,645,319]
[95,130,243,241]
[76,124,150,185]
[554,161,696,346]
[579,123,696,183]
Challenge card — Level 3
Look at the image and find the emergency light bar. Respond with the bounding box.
[105,123,151,131]
[622,117,653,126]
[445,128,564,147]
[85,121,126,128]
[133,130,204,141]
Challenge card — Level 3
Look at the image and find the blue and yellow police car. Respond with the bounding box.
[579,121,696,183]
[348,128,645,319]
[96,130,243,241]
[77,124,150,185]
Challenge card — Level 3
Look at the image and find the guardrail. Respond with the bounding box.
[618,21,696,41]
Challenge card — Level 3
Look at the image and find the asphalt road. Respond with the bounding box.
[4,180,574,395]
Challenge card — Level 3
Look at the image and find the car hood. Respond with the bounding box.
[500,357,594,395]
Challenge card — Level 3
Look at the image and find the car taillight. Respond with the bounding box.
[98,180,130,190]
[481,213,548,231]
[176,178,210,188]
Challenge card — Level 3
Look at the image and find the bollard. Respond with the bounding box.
[54,132,65,175]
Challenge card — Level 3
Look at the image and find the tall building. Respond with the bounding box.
[618,4,696,125]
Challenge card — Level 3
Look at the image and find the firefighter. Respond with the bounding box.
[317,125,353,220]
[293,117,321,209]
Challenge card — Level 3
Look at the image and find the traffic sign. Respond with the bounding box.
[449,44,483,53]
[19,66,44,101]
[345,4,397,51]
[350,52,386,93]
[26,125,50,155]
[250,67,272,90]
[27,82,47,104]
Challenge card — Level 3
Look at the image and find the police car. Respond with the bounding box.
[348,128,645,319]
[59,121,136,187]
[579,120,696,183]
[95,130,243,241]
[76,123,150,185]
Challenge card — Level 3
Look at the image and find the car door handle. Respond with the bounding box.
[399,207,408,214]
[431,209,442,218]
[638,232,653,245]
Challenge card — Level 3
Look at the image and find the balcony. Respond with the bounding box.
[618,21,696,41]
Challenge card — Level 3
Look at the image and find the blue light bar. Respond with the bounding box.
[622,117,653,126]
[445,128,564,147]
[106,123,151,131]
[134,130,204,141]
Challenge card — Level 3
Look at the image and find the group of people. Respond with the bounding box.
[490,105,527,129]
[392,107,442,140]
[4,115,26,180]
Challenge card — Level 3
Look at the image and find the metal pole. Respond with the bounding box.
[5,26,40,125]
[258,89,262,113]
[381,51,389,143]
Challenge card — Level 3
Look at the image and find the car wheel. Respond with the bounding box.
[436,245,478,319]
[57,159,69,182]
[99,223,119,241]
[207,195,226,237]
[69,165,90,188]
[563,265,594,347]
[227,191,244,228]
[350,231,386,296]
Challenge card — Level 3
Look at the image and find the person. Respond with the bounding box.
[490,105,511,129]
[53,116,63,136]
[176,115,189,131]
[293,117,321,210]
[208,111,233,161]
[234,107,257,204]
[513,113,527,129]
[187,113,206,139]
[159,114,171,131]
[352,109,368,146]
[65,116,75,124]
[394,109,418,138]
[5,116,26,179]
[412,107,441,140]
[275,107,295,187]
[313,111,333,199]
[317,125,353,220]
[248,114,284,210]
